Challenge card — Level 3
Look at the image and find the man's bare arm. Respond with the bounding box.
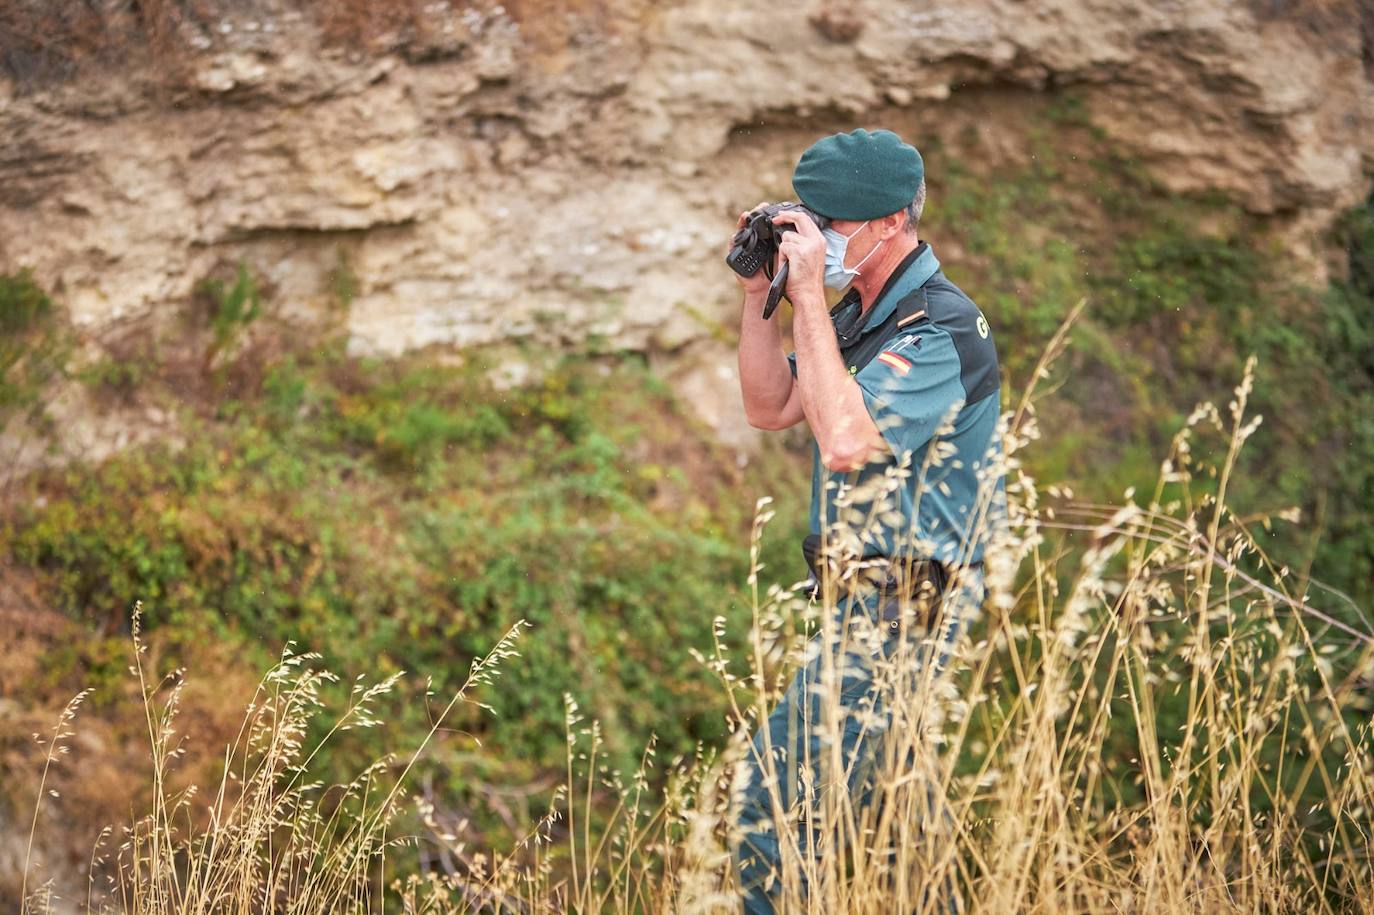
[771,211,886,470]
[790,287,884,469]
[730,203,806,431]
[738,288,806,430]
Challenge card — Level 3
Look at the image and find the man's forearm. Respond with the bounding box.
[791,289,883,470]
[737,291,795,426]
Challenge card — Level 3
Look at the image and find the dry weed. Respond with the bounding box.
[17,303,1373,913]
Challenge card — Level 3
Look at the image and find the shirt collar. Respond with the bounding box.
[860,241,940,331]
[828,241,940,346]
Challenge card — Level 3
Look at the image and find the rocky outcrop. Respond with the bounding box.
[0,0,1371,447]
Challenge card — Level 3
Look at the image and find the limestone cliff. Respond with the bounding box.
[1,0,1371,451]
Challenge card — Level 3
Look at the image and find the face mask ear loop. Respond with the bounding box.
[849,222,884,279]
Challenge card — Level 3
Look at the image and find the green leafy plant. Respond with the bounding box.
[0,269,65,428]
[194,261,262,372]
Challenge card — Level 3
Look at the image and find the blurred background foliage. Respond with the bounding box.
[1,101,1370,875]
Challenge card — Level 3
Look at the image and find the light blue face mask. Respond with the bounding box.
[821,221,883,289]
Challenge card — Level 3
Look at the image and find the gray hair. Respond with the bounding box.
[903,178,927,234]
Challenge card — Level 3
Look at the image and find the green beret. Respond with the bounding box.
[791,128,924,220]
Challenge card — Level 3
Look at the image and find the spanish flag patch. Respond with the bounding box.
[876,351,912,375]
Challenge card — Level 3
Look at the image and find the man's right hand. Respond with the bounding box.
[734,201,805,431]
[728,202,777,299]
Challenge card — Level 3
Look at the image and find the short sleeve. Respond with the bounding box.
[854,327,965,459]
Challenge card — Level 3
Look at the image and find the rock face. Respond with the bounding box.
[0,0,1371,446]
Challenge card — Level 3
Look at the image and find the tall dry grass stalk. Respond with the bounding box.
[21,611,532,914]
[20,303,1373,913]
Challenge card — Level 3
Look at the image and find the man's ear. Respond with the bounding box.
[876,210,906,240]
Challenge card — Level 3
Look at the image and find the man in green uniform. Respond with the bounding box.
[729,128,1006,913]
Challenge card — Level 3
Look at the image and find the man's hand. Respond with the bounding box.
[727,202,777,298]
[734,202,806,431]
[770,210,826,307]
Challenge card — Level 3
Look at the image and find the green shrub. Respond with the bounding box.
[929,102,1373,609]
[0,269,65,423]
[3,348,811,794]
[6,98,1371,878]
[194,262,262,370]
[0,268,52,334]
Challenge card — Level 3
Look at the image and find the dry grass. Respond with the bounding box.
[0,0,629,91]
[17,304,1374,913]
[0,0,197,89]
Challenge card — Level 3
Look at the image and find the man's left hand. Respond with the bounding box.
[771,210,826,307]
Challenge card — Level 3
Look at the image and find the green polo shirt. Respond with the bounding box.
[787,243,1006,566]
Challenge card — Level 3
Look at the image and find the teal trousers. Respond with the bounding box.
[732,567,983,914]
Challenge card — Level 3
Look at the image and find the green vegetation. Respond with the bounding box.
[4,93,1372,910]
[929,111,1374,612]
[0,267,52,335]
[5,342,810,833]
[193,261,263,372]
[1312,205,1374,610]
[20,348,1373,914]
[75,353,152,401]
[0,269,65,428]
